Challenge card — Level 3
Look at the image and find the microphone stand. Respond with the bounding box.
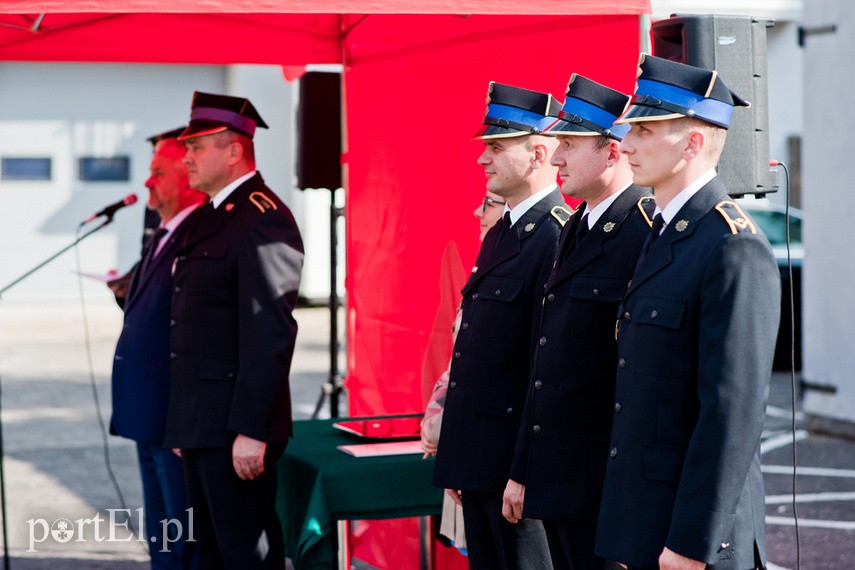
[0,215,115,570]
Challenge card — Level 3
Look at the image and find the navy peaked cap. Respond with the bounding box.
[544,74,631,140]
[616,54,750,129]
[146,126,186,146]
[474,82,562,140]
[179,91,269,140]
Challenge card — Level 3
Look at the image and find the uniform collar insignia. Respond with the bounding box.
[524,222,536,232]
[603,221,616,233]
[675,219,689,232]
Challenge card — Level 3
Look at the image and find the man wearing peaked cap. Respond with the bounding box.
[164,92,304,569]
[433,82,564,570]
[596,55,780,570]
[500,74,654,570]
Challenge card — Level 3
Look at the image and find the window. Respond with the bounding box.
[1,157,52,181]
[78,156,130,182]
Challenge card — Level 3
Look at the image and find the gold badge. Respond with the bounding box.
[525,223,535,232]
[675,220,689,232]
[603,222,615,233]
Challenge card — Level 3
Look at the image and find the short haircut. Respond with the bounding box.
[212,130,256,164]
[670,116,727,161]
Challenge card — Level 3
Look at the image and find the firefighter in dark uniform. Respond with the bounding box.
[164,92,304,570]
[500,74,654,570]
[595,55,781,570]
[433,82,565,570]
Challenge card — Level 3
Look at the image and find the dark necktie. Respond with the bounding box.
[494,211,512,249]
[561,213,589,263]
[140,227,168,274]
[636,213,665,269]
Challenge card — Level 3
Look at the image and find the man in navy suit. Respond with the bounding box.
[165,92,303,569]
[595,55,780,570]
[110,129,205,569]
[501,75,653,570]
[433,82,565,570]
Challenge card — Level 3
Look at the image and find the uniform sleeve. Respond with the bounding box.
[665,233,780,561]
[228,211,304,441]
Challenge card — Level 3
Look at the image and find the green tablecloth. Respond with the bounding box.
[277,417,443,569]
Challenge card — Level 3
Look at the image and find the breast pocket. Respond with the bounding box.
[474,276,525,342]
[632,295,686,377]
[568,276,628,341]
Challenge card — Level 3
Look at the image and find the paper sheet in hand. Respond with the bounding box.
[337,440,423,457]
[74,270,121,283]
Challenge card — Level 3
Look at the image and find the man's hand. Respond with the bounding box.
[446,489,463,506]
[659,547,705,570]
[172,448,182,458]
[232,434,267,480]
[420,417,439,458]
[501,479,525,523]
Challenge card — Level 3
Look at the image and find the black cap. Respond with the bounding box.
[616,54,750,130]
[179,91,269,140]
[544,74,631,140]
[473,82,562,140]
[146,126,186,147]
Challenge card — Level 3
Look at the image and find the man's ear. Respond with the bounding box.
[227,141,243,165]
[531,138,556,168]
[683,129,704,160]
[606,139,622,165]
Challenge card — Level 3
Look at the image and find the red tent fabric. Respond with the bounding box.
[0,5,648,568]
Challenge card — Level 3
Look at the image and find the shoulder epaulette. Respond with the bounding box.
[715,200,758,235]
[249,192,278,213]
[637,196,656,228]
[550,205,576,227]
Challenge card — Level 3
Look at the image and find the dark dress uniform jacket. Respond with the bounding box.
[433,188,565,493]
[509,185,652,522]
[111,207,203,445]
[164,173,304,449]
[595,178,781,569]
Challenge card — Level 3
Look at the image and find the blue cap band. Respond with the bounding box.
[635,79,734,127]
[560,97,619,131]
[484,103,556,134]
[191,106,257,136]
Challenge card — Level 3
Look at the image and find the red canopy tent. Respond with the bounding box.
[0,3,649,567]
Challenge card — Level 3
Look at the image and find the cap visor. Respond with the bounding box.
[615,104,685,125]
[472,124,532,140]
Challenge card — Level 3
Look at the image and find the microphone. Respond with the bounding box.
[80,194,138,226]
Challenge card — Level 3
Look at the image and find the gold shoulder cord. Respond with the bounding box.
[637,196,656,228]
[550,205,576,227]
[249,192,278,213]
[715,200,758,235]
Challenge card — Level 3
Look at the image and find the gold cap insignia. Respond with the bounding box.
[525,223,536,232]
[603,222,616,233]
[675,220,689,232]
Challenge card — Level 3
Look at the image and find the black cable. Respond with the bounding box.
[72,234,143,547]
[773,160,800,569]
[0,374,11,570]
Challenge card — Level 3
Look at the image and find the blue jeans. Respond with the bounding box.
[136,443,198,570]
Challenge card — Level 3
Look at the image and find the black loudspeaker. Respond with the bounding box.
[296,71,342,190]
[652,14,778,196]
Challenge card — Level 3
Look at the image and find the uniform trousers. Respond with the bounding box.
[182,444,285,570]
[137,443,198,569]
[542,520,603,570]
[461,489,552,570]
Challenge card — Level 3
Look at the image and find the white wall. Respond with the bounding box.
[801,0,855,423]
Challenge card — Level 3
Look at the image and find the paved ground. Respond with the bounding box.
[0,300,852,569]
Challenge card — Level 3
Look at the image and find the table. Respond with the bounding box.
[277,417,444,569]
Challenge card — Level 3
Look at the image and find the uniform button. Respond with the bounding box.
[495,289,502,296]
[169,319,176,327]
[532,425,542,435]
[454,351,461,359]
[506,407,513,415]
[539,336,547,347]
[461,322,469,331]
[449,381,457,389]
[618,358,626,369]
[623,311,631,322]
[169,352,177,360]
[174,286,182,293]
[609,447,618,458]
[546,293,555,303]
[593,288,600,296]
[471,293,479,300]
[650,310,658,319]
[614,402,622,413]
[534,380,543,390]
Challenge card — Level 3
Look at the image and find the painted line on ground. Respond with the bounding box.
[766,405,804,421]
[766,515,855,530]
[761,430,809,454]
[763,464,855,478]
[766,491,855,504]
